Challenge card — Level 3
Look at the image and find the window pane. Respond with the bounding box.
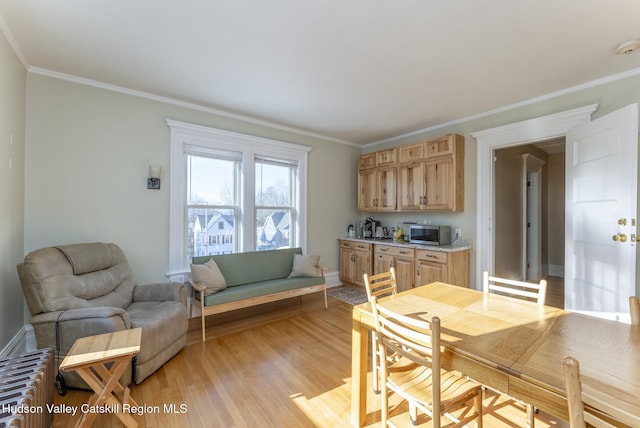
[188,208,236,259]
[188,156,237,205]
[256,208,291,250]
[255,161,291,206]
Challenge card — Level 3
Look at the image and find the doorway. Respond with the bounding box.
[472,104,598,294]
[493,139,566,307]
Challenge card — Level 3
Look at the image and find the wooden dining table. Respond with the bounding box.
[350,282,640,427]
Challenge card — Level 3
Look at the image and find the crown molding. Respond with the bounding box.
[366,66,640,148]
[27,67,358,147]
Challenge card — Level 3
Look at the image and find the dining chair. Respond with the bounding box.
[482,271,547,305]
[629,296,640,325]
[370,296,483,427]
[562,356,625,428]
[483,271,548,428]
[363,268,398,394]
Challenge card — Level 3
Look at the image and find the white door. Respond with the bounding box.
[565,103,638,321]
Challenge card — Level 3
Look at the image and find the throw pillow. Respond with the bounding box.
[190,258,227,295]
[289,254,322,278]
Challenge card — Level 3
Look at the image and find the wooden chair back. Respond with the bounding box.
[630,296,640,325]
[363,268,398,394]
[363,268,397,301]
[370,296,442,423]
[371,296,483,427]
[562,356,636,428]
[483,271,547,305]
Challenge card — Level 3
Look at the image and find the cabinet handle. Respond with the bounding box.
[400,250,410,254]
[379,248,388,252]
[416,267,420,276]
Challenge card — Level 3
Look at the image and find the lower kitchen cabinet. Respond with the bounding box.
[415,248,469,288]
[373,245,415,292]
[339,240,372,288]
[339,239,469,290]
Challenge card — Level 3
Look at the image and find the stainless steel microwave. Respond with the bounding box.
[409,225,452,246]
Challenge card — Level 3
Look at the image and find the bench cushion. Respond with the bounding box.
[202,276,324,307]
[192,248,303,287]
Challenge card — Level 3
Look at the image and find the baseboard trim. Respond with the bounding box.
[0,325,35,357]
[324,271,342,288]
[548,265,565,277]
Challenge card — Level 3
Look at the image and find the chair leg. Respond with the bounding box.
[380,381,389,425]
[475,391,484,428]
[371,331,380,394]
[526,403,535,428]
[409,403,418,425]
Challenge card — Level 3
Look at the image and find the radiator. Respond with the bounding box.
[0,349,54,428]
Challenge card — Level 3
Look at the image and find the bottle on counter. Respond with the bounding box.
[395,223,403,241]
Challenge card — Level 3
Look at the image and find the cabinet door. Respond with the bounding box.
[374,253,393,275]
[352,250,371,287]
[394,257,415,292]
[398,162,424,211]
[424,135,454,158]
[399,142,423,163]
[415,259,447,287]
[376,148,397,166]
[339,248,354,283]
[424,157,453,211]
[358,153,376,170]
[376,166,397,211]
[358,168,377,211]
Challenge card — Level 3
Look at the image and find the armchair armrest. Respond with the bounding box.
[134,282,186,306]
[30,308,130,353]
[319,265,328,277]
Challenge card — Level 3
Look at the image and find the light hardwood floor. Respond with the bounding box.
[52,292,569,427]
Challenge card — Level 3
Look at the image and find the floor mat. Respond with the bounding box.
[327,286,368,305]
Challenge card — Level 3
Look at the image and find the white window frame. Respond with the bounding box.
[255,155,298,250]
[166,119,311,276]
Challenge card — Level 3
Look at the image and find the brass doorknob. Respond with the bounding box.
[613,234,628,242]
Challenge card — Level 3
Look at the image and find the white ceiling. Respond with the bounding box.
[2,1,640,145]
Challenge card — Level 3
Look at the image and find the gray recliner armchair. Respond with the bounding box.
[17,242,188,388]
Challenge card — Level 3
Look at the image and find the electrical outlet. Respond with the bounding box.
[455,228,462,239]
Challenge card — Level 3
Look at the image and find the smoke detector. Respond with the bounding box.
[615,39,640,55]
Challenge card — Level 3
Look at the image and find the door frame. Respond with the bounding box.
[523,153,546,281]
[471,104,598,290]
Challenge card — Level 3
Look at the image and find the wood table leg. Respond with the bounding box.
[351,310,369,427]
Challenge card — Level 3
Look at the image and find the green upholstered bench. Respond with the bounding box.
[189,248,327,341]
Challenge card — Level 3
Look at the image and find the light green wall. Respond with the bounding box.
[24,74,359,283]
[364,71,640,289]
[9,46,640,353]
[0,31,26,349]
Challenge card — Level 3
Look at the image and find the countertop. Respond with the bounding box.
[337,236,472,253]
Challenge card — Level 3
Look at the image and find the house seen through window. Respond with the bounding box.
[168,120,310,274]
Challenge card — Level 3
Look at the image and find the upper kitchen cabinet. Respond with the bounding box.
[397,160,424,211]
[398,133,465,212]
[358,148,397,211]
